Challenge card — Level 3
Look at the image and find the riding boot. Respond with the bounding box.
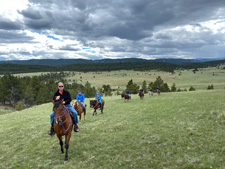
[71,116,79,132]
[74,123,79,132]
[48,124,55,136]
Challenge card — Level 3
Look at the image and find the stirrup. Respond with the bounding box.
[74,124,79,132]
[48,130,55,136]
[48,126,55,136]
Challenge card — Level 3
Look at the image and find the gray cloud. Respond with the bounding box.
[18,8,42,20]
[0,0,224,60]
[0,18,23,30]
[0,30,34,43]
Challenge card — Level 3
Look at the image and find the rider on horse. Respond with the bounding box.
[126,89,131,98]
[140,88,144,94]
[76,90,86,115]
[157,87,160,92]
[48,82,79,136]
[95,91,102,108]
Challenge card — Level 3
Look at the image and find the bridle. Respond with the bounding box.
[54,106,71,132]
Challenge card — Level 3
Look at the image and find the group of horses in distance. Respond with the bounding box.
[121,90,160,101]
[52,98,104,161]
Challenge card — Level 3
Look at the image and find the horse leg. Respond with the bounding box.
[57,135,64,154]
[79,114,81,123]
[64,133,71,161]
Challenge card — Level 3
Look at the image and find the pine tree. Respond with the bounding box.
[189,86,196,91]
[171,83,177,92]
[142,80,147,93]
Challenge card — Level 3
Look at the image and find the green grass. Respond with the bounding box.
[1,90,225,168]
[0,106,15,115]
[12,67,225,91]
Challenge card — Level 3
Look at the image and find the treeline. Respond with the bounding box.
[125,76,198,94]
[1,59,225,74]
[125,76,171,94]
[0,73,99,109]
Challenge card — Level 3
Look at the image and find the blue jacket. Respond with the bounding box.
[95,93,102,102]
[76,94,85,102]
[126,91,129,94]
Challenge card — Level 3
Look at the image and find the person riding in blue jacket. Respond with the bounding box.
[95,91,102,108]
[126,89,131,98]
[76,90,86,115]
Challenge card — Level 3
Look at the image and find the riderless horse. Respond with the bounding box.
[52,99,73,161]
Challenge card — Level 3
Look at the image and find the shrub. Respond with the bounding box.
[189,86,195,91]
[177,88,182,92]
[15,102,23,111]
[207,84,214,90]
[171,83,177,92]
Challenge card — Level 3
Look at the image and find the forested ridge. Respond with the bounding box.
[0,59,225,74]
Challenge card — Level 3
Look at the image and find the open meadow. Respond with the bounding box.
[12,67,225,91]
[1,89,225,168]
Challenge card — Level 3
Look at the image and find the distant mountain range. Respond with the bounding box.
[0,58,221,66]
[0,58,225,74]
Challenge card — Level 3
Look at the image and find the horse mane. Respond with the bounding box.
[54,100,62,109]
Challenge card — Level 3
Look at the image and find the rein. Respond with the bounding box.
[54,106,71,132]
[93,101,99,109]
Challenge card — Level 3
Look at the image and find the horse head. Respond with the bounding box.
[90,100,97,108]
[52,99,64,126]
[73,101,78,108]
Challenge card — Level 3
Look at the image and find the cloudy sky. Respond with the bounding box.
[0,0,224,61]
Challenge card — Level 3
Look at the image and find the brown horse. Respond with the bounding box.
[90,99,105,116]
[124,94,131,102]
[121,93,125,99]
[139,91,144,99]
[72,101,86,122]
[157,90,160,96]
[52,99,73,161]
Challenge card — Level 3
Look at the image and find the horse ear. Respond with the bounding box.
[52,100,55,105]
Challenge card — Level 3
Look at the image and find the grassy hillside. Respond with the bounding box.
[1,90,225,168]
[13,67,225,91]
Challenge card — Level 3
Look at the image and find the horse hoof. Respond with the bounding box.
[64,158,68,162]
[61,152,64,154]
